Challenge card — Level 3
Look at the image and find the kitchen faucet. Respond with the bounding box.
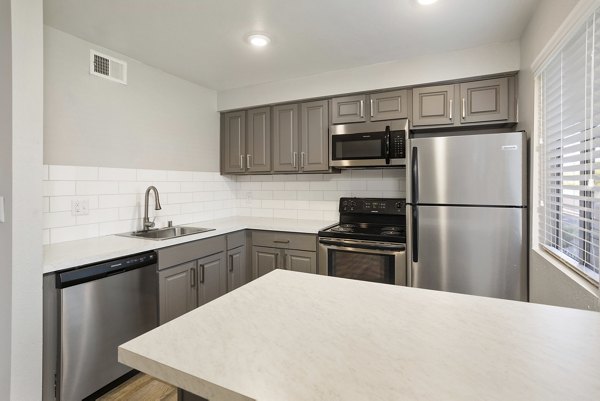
[143,186,162,231]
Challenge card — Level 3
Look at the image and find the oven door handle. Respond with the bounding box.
[319,239,405,253]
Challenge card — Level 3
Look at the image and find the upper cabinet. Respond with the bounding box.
[270,100,330,174]
[331,94,368,124]
[370,90,409,121]
[331,90,409,124]
[222,107,271,174]
[412,77,515,128]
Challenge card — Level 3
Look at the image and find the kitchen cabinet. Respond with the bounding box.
[252,231,317,278]
[331,94,368,124]
[222,111,246,173]
[412,77,515,128]
[272,104,299,172]
[221,107,271,174]
[272,100,330,173]
[412,84,455,126]
[331,90,409,124]
[158,261,198,325]
[369,90,409,121]
[197,252,227,306]
[226,230,248,291]
[157,236,226,324]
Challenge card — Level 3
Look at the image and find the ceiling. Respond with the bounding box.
[44,0,539,91]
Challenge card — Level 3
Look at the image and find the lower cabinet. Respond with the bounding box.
[227,244,247,292]
[251,231,318,278]
[157,236,227,325]
[197,252,227,306]
[158,261,198,325]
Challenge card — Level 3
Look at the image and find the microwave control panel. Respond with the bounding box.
[390,132,405,159]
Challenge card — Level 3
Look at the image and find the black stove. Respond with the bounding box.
[319,197,406,243]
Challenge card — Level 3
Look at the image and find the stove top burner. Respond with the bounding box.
[331,226,354,233]
[381,226,401,232]
[381,230,401,236]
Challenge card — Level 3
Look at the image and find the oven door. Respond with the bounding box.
[318,238,406,285]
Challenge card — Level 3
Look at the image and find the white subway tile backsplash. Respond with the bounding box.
[137,169,168,182]
[43,165,403,244]
[99,167,137,181]
[76,181,119,195]
[43,181,76,197]
[49,165,99,181]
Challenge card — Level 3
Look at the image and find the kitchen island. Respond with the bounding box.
[119,270,600,401]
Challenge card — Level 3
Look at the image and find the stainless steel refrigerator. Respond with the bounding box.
[406,131,527,301]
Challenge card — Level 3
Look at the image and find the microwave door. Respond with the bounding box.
[330,131,387,168]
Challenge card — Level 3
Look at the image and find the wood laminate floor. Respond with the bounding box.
[97,373,177,401]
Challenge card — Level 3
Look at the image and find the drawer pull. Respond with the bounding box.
[273,240,290,244]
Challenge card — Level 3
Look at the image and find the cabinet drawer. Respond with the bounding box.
[226,230,246,250]
[252,231,316,251]
[158,236,226,270]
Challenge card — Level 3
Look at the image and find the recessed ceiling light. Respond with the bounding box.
[247,34,271,47]
[417,0,438,5]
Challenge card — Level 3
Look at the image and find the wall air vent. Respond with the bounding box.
[89,50,127,85]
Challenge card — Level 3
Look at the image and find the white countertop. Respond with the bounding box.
[119,270,600,401]
[43,217,334,274]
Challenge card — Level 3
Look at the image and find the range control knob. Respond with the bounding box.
[396,201,404,208]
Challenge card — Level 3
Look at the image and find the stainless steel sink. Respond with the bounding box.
[118,226,215,240]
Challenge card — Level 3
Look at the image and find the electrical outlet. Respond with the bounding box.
[244,191,253,207]
[71,199,89,216]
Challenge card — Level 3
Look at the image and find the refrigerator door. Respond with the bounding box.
[407,132,527,206]
[408,204,527,301]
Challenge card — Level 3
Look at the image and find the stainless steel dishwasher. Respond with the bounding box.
[53,251,158,401]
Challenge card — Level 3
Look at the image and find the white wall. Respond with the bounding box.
[519,0,600,311]
[217,40,520,111]
[44,26,220,172]
[0,0,12,397]
[8,0,44,399]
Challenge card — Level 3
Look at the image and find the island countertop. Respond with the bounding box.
[119,270,600,401]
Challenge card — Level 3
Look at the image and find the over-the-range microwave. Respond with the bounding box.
[329,120,408,168]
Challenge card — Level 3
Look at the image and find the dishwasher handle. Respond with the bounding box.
[56,251,157,289]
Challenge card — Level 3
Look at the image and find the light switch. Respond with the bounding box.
[0,196,5,223]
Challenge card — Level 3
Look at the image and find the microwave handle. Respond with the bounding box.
[385,125,391,165]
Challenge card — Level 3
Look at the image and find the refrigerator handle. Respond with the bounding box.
[411,146,418,204]
[385,125,391,165]
[412,206,418,263]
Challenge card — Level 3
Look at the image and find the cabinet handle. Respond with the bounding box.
[199,264,205,283]
[247,154,252,169]
[449,99,453,121]
[292,152,297,168]
[370,99,374,118]
[240,154,244,170]
[190,267,196,287]
[285,254,290,270]
[301,152,305,168]
[360,100,364,118]
[229,255,233,272]
[274,239,290,244]
[461,98,466,119]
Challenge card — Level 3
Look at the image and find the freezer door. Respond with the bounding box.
[407,132,527,206]
[408,205,527,301]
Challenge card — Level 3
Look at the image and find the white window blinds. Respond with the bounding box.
[539,10,600,283]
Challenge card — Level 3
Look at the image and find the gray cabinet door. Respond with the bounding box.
[273,104,300,172]
[412,85,455,126]
[223,111,246,173]
[158,261,198,325]
[301,100,329,172]
[459,77,509,124]
[197,252,227,306]
[227,245,247,292]
[285,249,317,274]
[331,94,368,124]
[370,90,408,121]
[253,246,281,278]
[246,107,271,173]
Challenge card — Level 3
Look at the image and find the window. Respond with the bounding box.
[538,9,600,284]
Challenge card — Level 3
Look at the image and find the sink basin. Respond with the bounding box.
[118,226,215,241]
